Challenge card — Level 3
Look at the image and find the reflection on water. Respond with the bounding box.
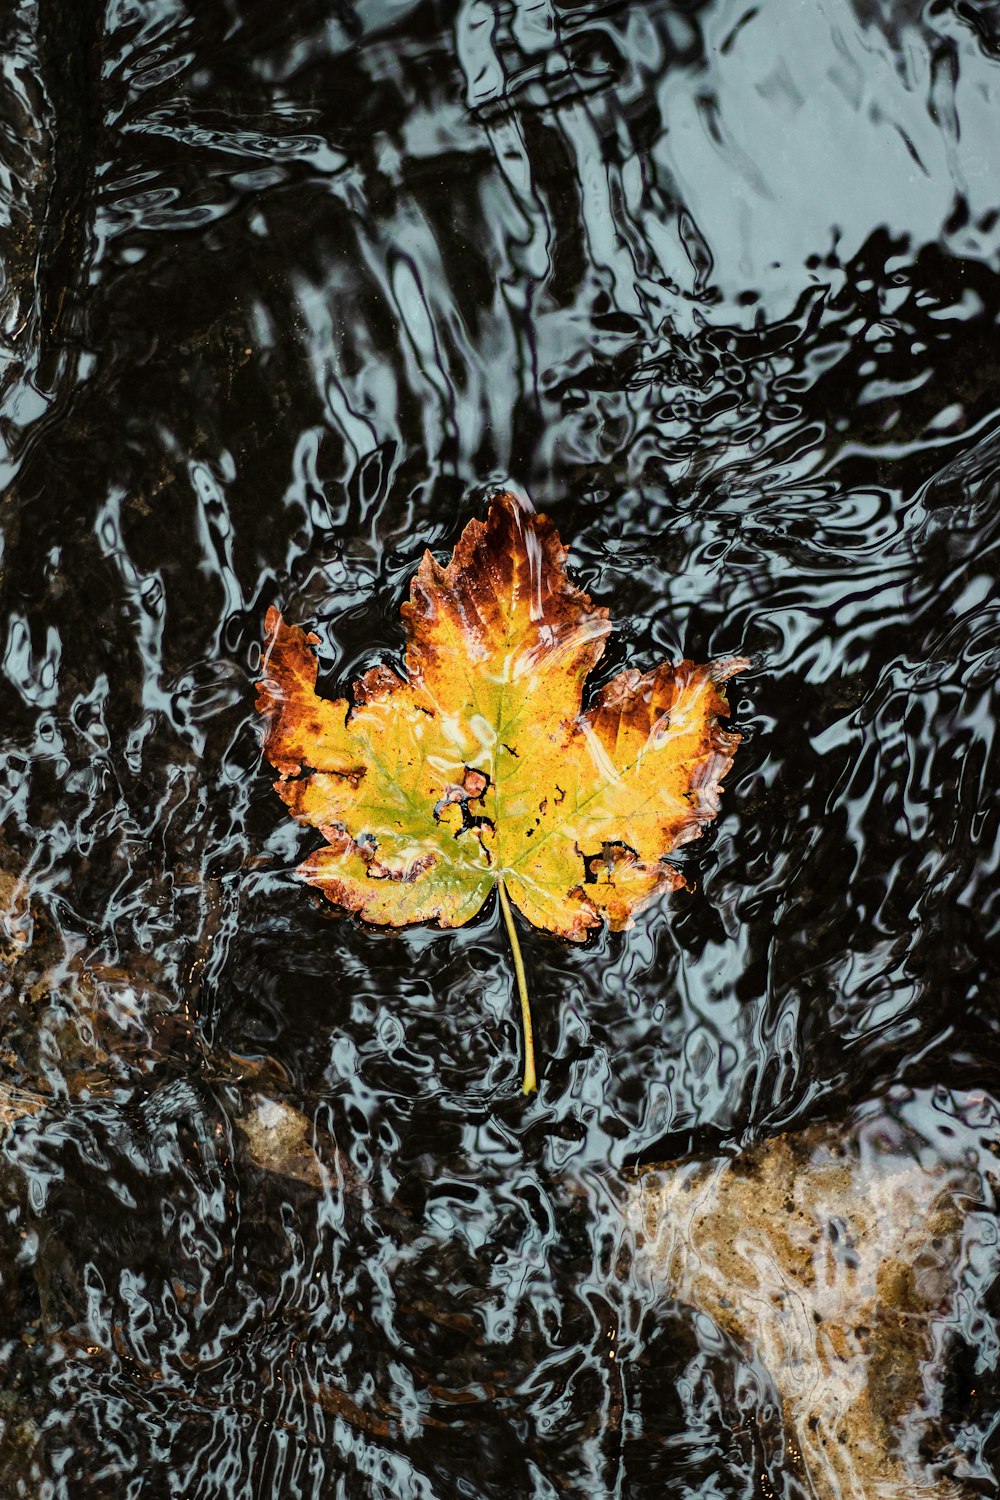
[1,0,999,1494]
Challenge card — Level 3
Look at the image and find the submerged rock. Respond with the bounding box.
[629,1093,998,1499]
[0,1083,42,1135]
[235,1093,327,1190]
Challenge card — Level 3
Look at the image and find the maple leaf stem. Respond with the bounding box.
[497,877,536,1095]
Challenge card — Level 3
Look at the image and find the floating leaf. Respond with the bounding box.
[258,491,746,1091]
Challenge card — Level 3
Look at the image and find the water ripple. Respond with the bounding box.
[1,0,999,1494]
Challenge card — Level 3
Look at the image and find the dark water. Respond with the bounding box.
[2,0,1000,1494]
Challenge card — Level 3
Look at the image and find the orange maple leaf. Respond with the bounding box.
[258,491,747,1091]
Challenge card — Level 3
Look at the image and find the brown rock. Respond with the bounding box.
[630,1104,991,1498]
[235,1094,326,1190]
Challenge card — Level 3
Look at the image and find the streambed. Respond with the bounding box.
[1,0,1000,1495]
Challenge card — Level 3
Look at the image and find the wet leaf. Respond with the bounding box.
[258,490,746,1088]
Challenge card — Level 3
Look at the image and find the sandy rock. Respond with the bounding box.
[0,1083,43,1135]
[235,1094,327,1189]
[630,1100,994,1498]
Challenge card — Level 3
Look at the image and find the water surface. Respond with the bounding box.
[1,0,1000,1494]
